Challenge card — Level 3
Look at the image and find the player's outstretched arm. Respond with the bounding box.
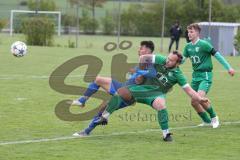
[139,54,154,69]
[214,52,235,76]
[182,84,209,103]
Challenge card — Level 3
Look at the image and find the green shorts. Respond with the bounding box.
[127,85,166,106]
[191,71,213,93]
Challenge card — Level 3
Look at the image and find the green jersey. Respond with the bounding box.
[183,39,214,72]
[143,54,188,93]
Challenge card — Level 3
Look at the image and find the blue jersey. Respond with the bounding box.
[109,65,156,95]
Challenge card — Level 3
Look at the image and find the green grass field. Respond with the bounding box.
[0,34,239,160]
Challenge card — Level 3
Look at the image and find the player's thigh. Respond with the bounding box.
[191,80,200,92]
[127,85,161,100]
[198,79,212,94]
[131,85,166,109]
[109,80,124,95]
[152,97,166,110]
[95,76,112,91]
[136,93,165,107]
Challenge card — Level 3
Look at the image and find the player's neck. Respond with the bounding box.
[191,38,200,45]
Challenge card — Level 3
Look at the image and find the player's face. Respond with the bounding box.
[188,28,199,42]
[166,53,179,69]
[138,45,152,56]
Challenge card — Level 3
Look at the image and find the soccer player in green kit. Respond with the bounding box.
[93,51,208,142]
[183,23,235,128]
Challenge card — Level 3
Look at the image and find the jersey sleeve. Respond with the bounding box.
[153,54,166,65]
[203,40,214,54]
[175,69,188,87]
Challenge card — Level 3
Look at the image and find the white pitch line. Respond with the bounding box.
[0,121,239,146]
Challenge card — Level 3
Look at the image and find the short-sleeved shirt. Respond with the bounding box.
[183,39,214,72]
[142,54,188,93]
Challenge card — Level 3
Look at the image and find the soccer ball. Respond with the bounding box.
[10,41,27,57]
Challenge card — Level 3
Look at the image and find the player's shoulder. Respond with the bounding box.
[155,53,166,57]
[154,53,167,60]
[199,39,212,46]
[184,42,192,48]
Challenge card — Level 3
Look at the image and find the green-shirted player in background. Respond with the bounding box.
[183,23,235,128]
[93,51,208,142]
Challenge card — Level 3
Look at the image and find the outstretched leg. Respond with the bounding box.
[72,76,112,106]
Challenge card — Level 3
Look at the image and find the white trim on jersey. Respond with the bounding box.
[191,38,200,45]
[152,55,156,64]
[205,72,208,80]
[182,83,190,88]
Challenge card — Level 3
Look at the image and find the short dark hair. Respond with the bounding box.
[172,50,183,63]
[140,41,154,52]
[187,23,201,33]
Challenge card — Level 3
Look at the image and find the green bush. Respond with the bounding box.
[120,4,161,36]
[0,19,7,31]
[80,10,99,34]
[21,17,55,46]
[27,0,56,11]
[234,29,240,53]
[19,1,28,6]
[101,11,115,35]
[68,40,75,48]
[62,14,77,26]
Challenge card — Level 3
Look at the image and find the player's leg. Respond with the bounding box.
[151,97,172,142]
[101,87,134,118]
[73,85,132,136]
[72,76,112,106]
[168,38,175,52]
[73,101,108,137]
[176,38,179,50]
[190,80,211,124]
[127,85,172,142]
[198,79,219,128]
[73,79,131,136]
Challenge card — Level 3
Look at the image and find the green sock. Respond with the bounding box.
[206,106,217,118]
[157,109,169,130]
[106,95,125,114]
[198,112,211,123]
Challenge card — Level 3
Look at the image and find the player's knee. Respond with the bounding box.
[95,76,103,85]
[152,99,166,111]
[117,88,132,101]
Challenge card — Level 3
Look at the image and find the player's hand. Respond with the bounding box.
[228,68,235,76]
[199,97,209,104]
[135,75,144,84]
[129,68,136,74]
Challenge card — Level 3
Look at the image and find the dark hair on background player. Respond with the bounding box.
[141,41,155,52]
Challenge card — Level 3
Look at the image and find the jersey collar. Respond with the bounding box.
[191,38,200,45]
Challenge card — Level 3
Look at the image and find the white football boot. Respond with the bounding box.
[211,116,220,128]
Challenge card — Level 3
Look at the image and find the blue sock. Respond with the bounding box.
[109,82,116,95]
[84,82,100,97]
[79,82,100,104]
[84,112,102,135]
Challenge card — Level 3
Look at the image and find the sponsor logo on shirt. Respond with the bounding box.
[195,47,200,52]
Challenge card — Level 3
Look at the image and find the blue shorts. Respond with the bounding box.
[109,80,124,95]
